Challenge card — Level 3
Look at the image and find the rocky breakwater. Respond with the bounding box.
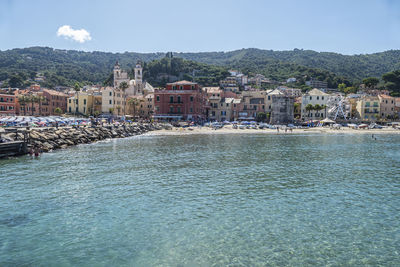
[24,123,165,152]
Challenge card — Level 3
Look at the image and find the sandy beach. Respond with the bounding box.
[148,125,400,136]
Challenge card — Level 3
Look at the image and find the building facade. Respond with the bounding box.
[356,96,380,121]
[378,94,396,119]
[301,88,329,120]
[154,81,206,121]
[0,93,17,115]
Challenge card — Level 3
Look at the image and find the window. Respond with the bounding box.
[190,96,194,102]
[317,96,319,100]
[170,96,174,103]
[322,96,324,100]
[170,106,174,113]
[109,100,112,105]
[177,107,181,113]
[310,96,312,100]
[69,99,71,103]
[190,107,193,113]
[109,92,112,96]
[177,96,181,103]
[156,96,160,102]
[180,86,183,90]
[268,96,270,100]
[84,99,87,105]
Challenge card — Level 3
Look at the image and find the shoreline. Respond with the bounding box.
[147,126,400,136]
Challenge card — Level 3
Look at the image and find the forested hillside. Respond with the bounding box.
[1,46,399,89]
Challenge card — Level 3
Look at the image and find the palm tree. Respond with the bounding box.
[314,104,322,118]
[37,95,46,116]
[321,104,327,118]
[18,95,29,116]
[305,104,314,119]
[74,82,80,116]
[119,81,129,117]
[127,98,143,120]
[26,95,37,116]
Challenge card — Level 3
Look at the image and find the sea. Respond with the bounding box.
[0,133,399,266]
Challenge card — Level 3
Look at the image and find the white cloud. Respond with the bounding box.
[57,25,91,43]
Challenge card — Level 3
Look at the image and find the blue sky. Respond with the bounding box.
[0,0,399,54]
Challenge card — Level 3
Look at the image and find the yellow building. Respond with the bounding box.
[356,96,380,121]
[67,91,100,116]
[378,94,396,120]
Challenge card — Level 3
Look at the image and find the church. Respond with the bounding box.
[113,61,154,96]
[101,61,154,118]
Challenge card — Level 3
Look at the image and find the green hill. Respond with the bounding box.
[1,46,399,89]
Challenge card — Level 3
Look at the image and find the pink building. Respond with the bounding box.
[154,81,206,121]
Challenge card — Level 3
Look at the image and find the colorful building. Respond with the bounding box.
[356,96,380,121]
[0,92,17,115]
[378,94,396,120]
[154,81,206,121]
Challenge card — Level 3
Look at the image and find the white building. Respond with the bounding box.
[301,88,329,120]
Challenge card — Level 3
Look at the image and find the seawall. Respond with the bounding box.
[1,123,167,153]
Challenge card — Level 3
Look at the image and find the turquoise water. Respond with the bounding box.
[0,133,399,266]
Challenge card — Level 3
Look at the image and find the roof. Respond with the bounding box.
[43,89,68,97]
[306,88,329,96]
[167,80,197,85]
[378,94,395,99]
[268,89,284,96]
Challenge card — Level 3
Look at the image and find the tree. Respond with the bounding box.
[321,104,327,118]
[382,70,400,96]
[73,82,80,116]
[54,107,62,115]
[18,95,29,116]
[8,75,23,88]
[109,107,114,114]
[28,95,38,116]
[37,95,46,116]
[119,81,129,116]
[256,112,267,122]
[116,105,121,116]
[343,86,357,94]
[338,83,346,92]
[314,104,322,117]
[305,104,314,118]
[362,77,379,89]
[127,98,143,119]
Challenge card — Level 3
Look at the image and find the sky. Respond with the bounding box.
[0,0,399,55]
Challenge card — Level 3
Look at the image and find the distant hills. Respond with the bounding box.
[1,46,399,89]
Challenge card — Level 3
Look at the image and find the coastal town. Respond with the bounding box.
[1,60,400,126]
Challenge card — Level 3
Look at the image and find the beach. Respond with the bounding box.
[149,125,400,136]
